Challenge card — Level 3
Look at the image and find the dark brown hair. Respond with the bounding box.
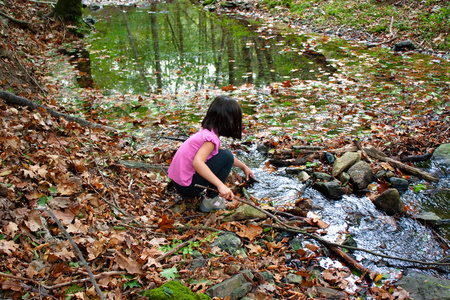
[202,95,242,139]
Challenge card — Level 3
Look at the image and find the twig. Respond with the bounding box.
[36,208,106,300]
[156,236,198,262]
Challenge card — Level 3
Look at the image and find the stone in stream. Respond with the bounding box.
[432,143,450,167]
[372,188,405,215]
[332,152,361,177]
[347,161,374,190]
[395,271,450,300]
[388,177,410,192]
[313,181,344,200]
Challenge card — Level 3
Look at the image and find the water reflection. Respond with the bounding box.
[84,0,335,94]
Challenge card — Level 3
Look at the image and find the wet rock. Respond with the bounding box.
[222,204,267,222]
[348,161,374,190]
[256,144,269,155]
[392,40,416,52]
[432,143,450,167]
[211,232,245,257]
[325,152,335,164]
[388,177,409,192]
[372,188,405,215]
[313,181,344,200]
[395,271,450,300]
[385,170,396,178]
[286,167,302,175]
[374,170,386,181]
[297,171,310,182]
[307,286,348,299]
[339,172,350,186]
[284,273,303,284]
[332,152,361,177]
[414,211,442,226]
[314,172,334,182]
[343,235,357,253]
[206,270,254,300]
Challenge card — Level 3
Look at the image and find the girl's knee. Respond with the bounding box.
[219,149,234,166]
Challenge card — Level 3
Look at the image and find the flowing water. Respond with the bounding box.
[79,0,450,280]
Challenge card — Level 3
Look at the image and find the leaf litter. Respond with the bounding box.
[0,0,449,299]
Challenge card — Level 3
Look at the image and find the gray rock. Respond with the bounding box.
[373,188,405,215]
[432,143,450,167]
[348,161,374,190]
[223,204,267,222]
[339,172,350,186]
[307,285,348,299]
[206,270,254,300]
[314,172,334,182]
[389,177,409,192]
[313,181,344,200]
[375,170,386,181]
[332,152,361,177]
[211,232,244,256]
[395,271,450,300]
[415,211,442,226]
[284,273,303,284]
[325,152,335,164]
[297,171,310,182]
[392,40,415,52]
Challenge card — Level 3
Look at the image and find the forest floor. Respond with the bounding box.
[0,0,449,299]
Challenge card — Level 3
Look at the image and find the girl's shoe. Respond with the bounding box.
[199,195,226,212]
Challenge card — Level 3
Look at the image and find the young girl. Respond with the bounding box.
[168,95,254,212]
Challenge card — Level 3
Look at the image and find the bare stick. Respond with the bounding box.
[36,208,106,300]
[156,236,198,262]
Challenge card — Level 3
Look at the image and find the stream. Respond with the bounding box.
[75,0,450,281]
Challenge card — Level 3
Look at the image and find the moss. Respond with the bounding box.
[142,281,211,300]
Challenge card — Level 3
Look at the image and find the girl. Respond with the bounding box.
[168,95,254,212]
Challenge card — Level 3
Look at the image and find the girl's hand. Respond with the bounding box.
[242,165,255,181]
[218,184,234,200]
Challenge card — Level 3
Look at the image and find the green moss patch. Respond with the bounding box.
[142,281,211,300]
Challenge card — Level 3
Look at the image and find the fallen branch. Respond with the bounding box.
[36,207,106,300]
[0,89,116,132]
[156,236,198,262]
[363,146,439,182]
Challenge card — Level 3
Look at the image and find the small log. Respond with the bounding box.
[363,146,438,182]
[328,245,377,281]
[270,153,318,167]
[0,90,116,132]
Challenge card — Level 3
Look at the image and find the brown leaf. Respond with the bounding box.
[235,223,263,241]
[115,251,143,274]
[158,214,174,232]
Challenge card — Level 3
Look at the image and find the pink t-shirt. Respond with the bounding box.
[168,129,220,186]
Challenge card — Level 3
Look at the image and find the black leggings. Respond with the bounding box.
[173,149,234,198]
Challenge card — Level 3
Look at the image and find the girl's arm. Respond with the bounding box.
[233,157,255,181]
[192,142,234,199]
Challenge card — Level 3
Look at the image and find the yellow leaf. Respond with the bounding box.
[375,273,384,283]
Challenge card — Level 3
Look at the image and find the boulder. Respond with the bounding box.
[372,188,405,215]
[432,143,450,167]
[223,204,267,222]
[414,211,442,226]
[348,161,374,190]
[395,271,450,300]
[211,232,245,257]
[388,177,409,192]
[206,270,254,300]
[313,181,344,200]
[392,40,415,52]
[332,152,361,177]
